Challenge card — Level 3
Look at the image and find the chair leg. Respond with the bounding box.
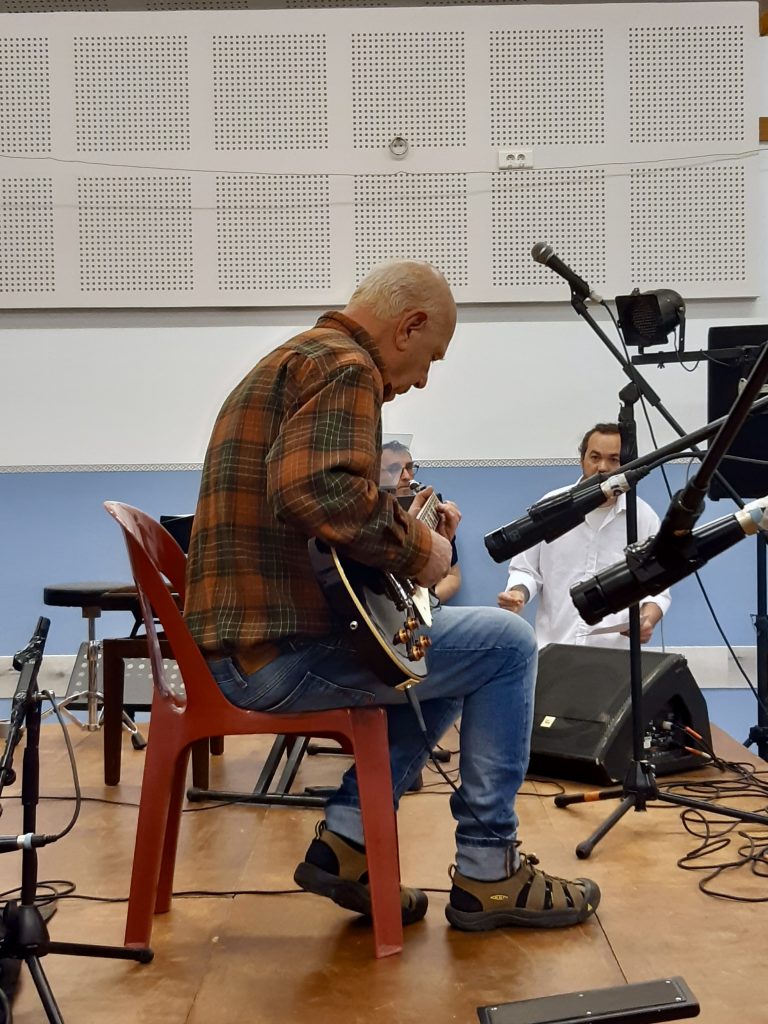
[101,640,125,786]
[124,740,186,948]
[351,710,403,959]
[191,738,210,789]
[210,735,225,756]
[155,748,191,914]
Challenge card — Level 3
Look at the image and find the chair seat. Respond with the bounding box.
[43,582,135,610]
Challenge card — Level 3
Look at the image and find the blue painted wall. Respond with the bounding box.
[2,463,764,744]
[2,462,761,655]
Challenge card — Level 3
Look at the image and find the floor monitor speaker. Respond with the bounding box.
[528,644,712,785]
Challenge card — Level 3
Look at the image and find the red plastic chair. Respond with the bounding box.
[104,501,403,958]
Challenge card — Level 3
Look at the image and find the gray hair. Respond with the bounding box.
[349,261,450,321]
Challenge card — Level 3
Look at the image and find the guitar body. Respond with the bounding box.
[308,540,430,689]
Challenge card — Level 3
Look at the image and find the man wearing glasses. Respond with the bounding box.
[381,440,461,603]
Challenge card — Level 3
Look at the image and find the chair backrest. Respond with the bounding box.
[104,501,214,709]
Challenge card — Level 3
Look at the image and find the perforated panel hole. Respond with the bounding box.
[77,176,194,292]
[148,1,247,8]
[1,1,107,10]
[491,169,606,288]
[0,178,55,292]
[351,32,466,149]
[74,35,190,152]
[216,175,331,291]
[629,26,745,144]
[0,37,51,154]
[490,28,605,146]
[286,0,387,6]
[354,173,468,286]
[213,34,328,150]
[630,166,746,284]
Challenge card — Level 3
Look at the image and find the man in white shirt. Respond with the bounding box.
[498,423,671,648]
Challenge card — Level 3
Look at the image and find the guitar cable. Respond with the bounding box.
[403,685,515,845]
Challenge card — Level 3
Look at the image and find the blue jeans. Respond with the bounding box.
[208,605,537,881]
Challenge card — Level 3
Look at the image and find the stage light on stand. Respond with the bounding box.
[615,288,686,353]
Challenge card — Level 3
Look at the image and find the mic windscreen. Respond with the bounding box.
[531,242,552,264]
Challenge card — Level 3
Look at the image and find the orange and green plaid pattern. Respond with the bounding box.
[184,312,432,660]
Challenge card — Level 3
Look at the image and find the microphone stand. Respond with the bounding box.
[550,291,768,859]
[0,620,152,1024]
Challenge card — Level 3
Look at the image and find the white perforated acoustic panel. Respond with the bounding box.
[0,178,55,291]
[629,25,745,144]
[490,28,605,146]
[351,31,466,149]
[491,169,606,289]
[216,174,331,290]
[77,176,194,291]
[0,36,51,153]
[354,173,468,286]
[74,34,190,151]
[213,33,328,150]
[630,165,747,286]
[0,3,760,307]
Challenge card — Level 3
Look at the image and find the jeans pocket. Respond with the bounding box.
[261,670,377,714]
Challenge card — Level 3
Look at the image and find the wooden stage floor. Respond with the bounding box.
[0,724,765,1024]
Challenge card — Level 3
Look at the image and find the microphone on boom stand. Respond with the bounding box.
[531,242,603,303]
[571,495,768,625]
[484,465,651,562]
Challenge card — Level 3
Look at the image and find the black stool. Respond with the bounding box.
[42,582,145,741]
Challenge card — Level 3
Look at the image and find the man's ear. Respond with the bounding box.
[394,310,427,349]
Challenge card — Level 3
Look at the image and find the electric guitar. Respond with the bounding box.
[308,490,441,689]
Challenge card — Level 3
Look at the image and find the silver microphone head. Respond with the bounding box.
[531,241,553,265]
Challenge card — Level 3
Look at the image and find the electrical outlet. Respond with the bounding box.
[497,148,534,170]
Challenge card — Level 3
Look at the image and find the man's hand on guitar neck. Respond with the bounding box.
[408,486,462,542]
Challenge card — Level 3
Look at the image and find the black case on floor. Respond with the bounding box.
[477,976,700,1024]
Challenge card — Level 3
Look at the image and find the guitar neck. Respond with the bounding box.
[415,491,441,531]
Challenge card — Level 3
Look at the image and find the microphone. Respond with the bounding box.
[484,466,650,562]
[571,496,768,624]
[531,242,603,303]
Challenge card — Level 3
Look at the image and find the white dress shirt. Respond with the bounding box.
[505,484,672,649]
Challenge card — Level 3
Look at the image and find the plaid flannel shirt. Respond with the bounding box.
[184,312,433,660]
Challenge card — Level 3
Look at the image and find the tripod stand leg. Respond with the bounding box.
[26,955,65,1024]
[574,795,637,860]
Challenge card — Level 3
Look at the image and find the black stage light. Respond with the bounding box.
[615,288,686,351]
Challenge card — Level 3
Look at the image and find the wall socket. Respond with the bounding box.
[497,148,534,170]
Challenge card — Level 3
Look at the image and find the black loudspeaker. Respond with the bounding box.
[707,324,768,500]
[528,644,712,785]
